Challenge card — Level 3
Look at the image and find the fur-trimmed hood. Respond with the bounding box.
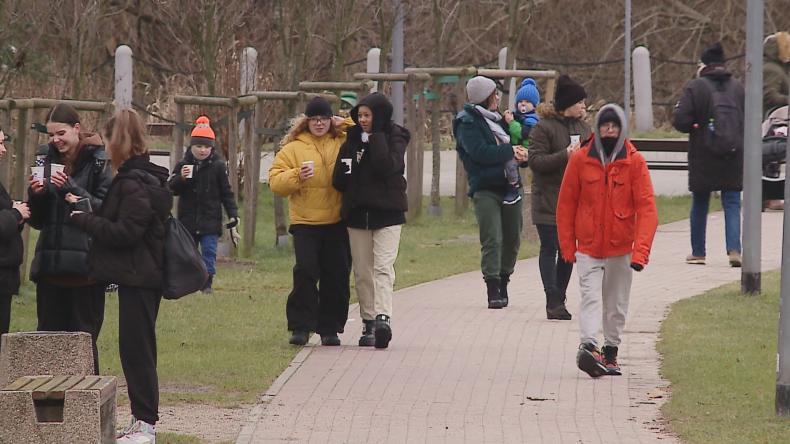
[765,32,790,65]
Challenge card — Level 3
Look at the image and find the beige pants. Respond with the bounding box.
[348,225,402,320]
[576,252,633,348]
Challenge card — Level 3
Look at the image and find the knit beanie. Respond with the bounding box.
[305,96,333,118]
[190,116,215,147]
[466,76,497,105]
[700,42,725,65]
[597,107,621,128]
[554,74,587,111]
[515,78,541,106]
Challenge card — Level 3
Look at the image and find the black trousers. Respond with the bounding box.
[36,282,106,375]
[0,293,11,354]
[286,223,351,335]
[536,224,574,302]
[119,285,161,425]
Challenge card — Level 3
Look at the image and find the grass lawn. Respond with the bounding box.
[658,271,790,443]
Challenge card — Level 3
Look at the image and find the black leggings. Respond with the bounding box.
[535,224,574,301]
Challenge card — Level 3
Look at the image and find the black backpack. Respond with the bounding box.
[702,78,744,157]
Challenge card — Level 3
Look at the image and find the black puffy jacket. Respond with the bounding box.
[0,183,23,296]
[72,155,173,290]
[169,150,238,236]
[27,135,113,284]
[332,93,410,229]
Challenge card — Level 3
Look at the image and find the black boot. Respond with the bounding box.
[546,291,572,320]
[359,320,375,347]
[374,314,392,349]
[289,330,309,346]
[201,274,214,294]
[602,345,621,375]
[486,279,504,309]
[499,274,511,307]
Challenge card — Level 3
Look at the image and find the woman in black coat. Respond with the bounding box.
[332,92,409,349]
[0,127,30,348]
[27,103,113,373]
[71,109,172,443]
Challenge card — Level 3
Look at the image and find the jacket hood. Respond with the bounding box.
[592,104,628,165]
[351,92,394,129]
[700,64,733,82]
[119,155,172,218]
[765,32,790,64]
[536,102,561,120]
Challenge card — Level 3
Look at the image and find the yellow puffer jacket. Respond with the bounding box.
[269,130,347,225]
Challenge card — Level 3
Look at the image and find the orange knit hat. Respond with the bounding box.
[190,115,215,147]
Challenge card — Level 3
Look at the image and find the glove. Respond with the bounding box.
[225,216,239,229]
[229,226,241,248]
[630,262,644,272]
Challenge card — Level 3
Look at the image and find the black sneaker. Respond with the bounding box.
[576,343,608,378]
[289,330,309,346]
[321,334,341,346]
[602,345,621,375]
[374,314,392,349]
[201,274,214,294]
[359,320,376,347]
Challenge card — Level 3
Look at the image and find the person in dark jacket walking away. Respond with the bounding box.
[169,116,239,293]
[762,32,790,211]
[27,103,113,374]
[672,42,745,267]
[332,92,409,349]
[528,74,592,320]
[454,76,528,310]
[0,127,30,350]
[71,109,173,443]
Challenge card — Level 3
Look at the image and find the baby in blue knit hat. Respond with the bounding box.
[502,78,541,204]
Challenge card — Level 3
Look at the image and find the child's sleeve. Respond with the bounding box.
[218,162,239,219]
[508,120,523,145]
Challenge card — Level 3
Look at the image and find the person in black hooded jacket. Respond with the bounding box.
[0,127,30,350]
[27,103,113,374]
[71,109,172,443]
[332,92,409,349]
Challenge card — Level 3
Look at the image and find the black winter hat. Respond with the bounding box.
[700,42,725,65]
[554,74,587,111]
[598,108,621,128]
[305,97,333,118]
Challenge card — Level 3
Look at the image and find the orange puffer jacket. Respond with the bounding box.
[557,137,658,266]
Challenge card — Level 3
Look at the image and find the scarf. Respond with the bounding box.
[475,105,510,144]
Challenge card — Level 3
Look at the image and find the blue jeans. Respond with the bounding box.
[194,234,219,275]
[690,191,741,257]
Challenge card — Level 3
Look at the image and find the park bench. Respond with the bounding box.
[631,138,689,171]
[0,374,117,444]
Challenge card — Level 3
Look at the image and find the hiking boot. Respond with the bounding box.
[499,274,511,308]
[503,186,522,205]
[374,314,392,349]
[486,279,505,309]
[602,345,621,376]
[201,274,214,294]
[359,320,376,347]
[576,343,608,378]
[546,291,572,320]
[685,254,706,265]
[320,333,341,346]
[117,418,156,443]
[289,330,309,346]
[728,251,742,268]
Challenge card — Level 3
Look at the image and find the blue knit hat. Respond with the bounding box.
[515,78,540,106]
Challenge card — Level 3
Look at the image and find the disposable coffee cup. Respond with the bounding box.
[301,160,315,177]
[570,135,581,146]
[341,158,352,175]
[183,165,194,179]
[50,163,65,177]
[31,166,44,184]
[74,197,92,213]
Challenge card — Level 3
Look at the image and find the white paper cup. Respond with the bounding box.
[184,165,194,179]
[31,166,44,184]
[341,158,352,175]
[50,163,65,176]
[301,160,315,177]
[570,135,581,145]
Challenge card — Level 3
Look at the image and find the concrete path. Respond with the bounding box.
[237,211,783,444]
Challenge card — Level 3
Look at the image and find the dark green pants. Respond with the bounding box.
[472,190,523,281]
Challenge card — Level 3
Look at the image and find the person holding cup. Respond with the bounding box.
[26,103,113,373]
[269,97,353,346]
[528,74,592,320]
[168,116,239,294]
[0,127,30,349]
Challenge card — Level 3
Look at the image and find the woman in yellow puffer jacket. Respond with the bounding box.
[269,97,352,347]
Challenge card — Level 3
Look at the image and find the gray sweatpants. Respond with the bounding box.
[576,252,633,348]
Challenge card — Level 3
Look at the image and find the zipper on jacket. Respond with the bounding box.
[365,210,370,230]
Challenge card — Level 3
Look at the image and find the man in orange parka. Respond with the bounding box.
[557,104,658,378]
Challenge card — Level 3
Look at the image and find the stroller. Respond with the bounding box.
[762,105,788,210]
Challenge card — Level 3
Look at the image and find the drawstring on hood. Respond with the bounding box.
[592,104,628,166]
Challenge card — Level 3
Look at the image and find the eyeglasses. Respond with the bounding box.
[308,117,330,124]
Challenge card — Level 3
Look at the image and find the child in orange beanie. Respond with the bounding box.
[168,116,239,293]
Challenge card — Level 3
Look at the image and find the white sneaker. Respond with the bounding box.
[117,418,156,444]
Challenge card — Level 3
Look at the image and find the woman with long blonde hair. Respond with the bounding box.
[71,108,173,443]
[269,96,352,346]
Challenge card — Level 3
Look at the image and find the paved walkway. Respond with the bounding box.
[237,212,784,444]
